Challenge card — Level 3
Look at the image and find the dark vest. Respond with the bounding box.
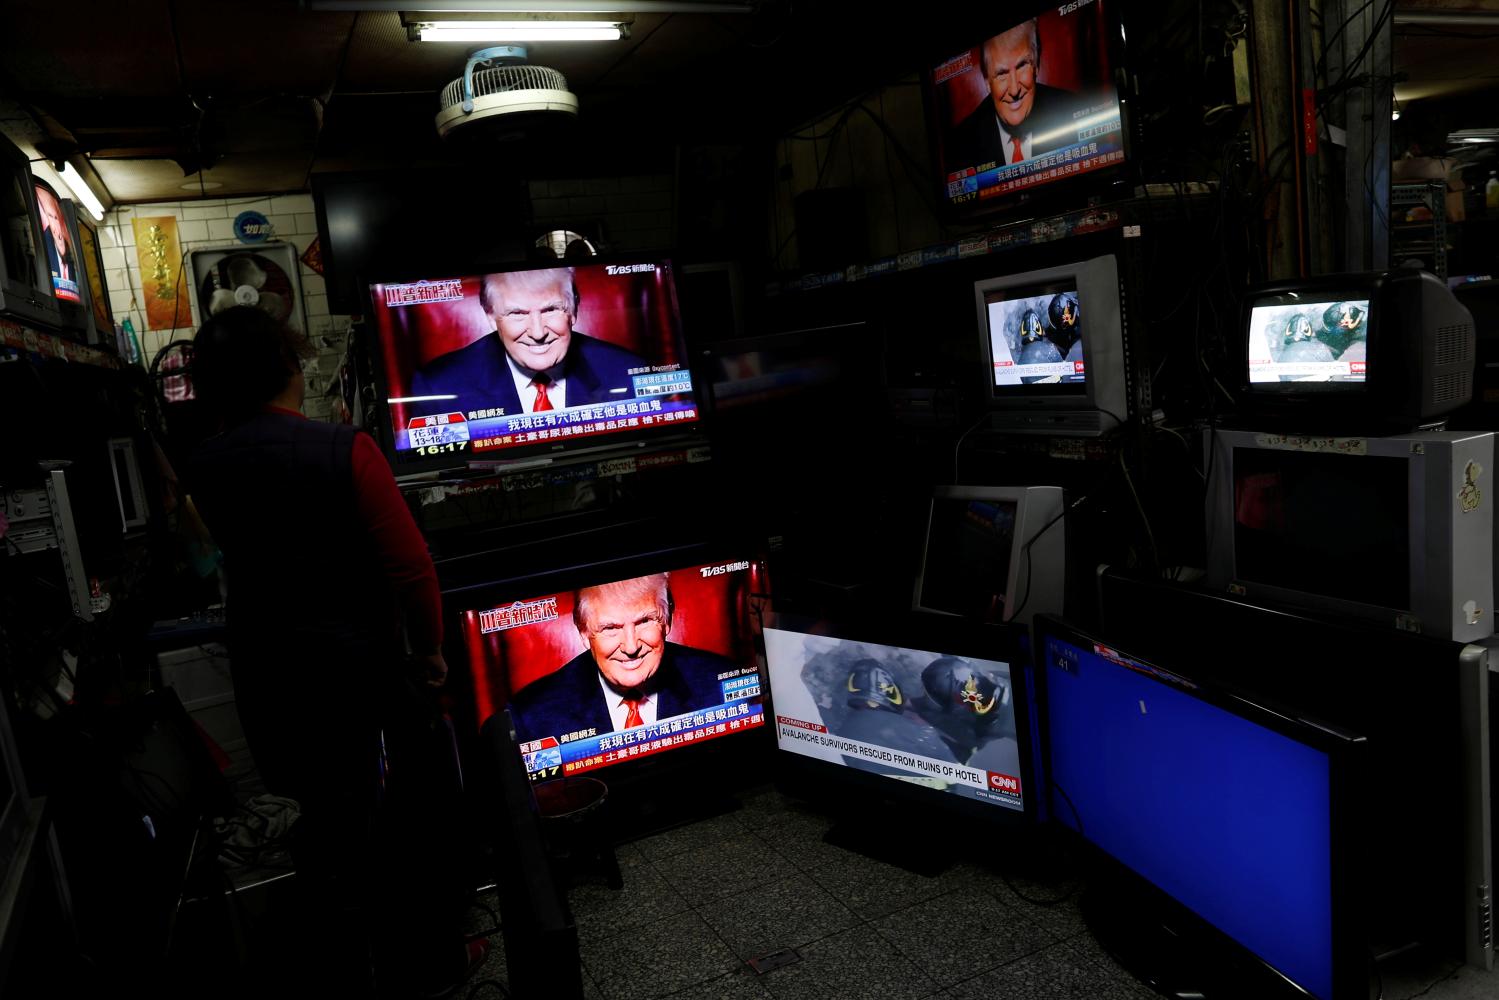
[188,410,393,663]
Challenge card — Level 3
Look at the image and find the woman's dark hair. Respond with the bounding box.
[192,307,311,421]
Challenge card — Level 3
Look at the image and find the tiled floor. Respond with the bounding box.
[458,784,1499,1000]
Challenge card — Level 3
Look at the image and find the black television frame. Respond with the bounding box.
[442,537,772,795]
[365,253,709,478]
[922,0,1135,227]
[0,135,62,332]
[764,610,1038,831]
[1033,614,1368,1000]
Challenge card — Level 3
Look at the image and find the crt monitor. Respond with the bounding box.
[927,0,1128,219]
[370,258,701,473]
[1240,269,1475,430]
[456,554,763,782]
[1204,427,1494,643]
[765,615,1032,821]
[912,484,1065,625]
[0,133,61,331]
[1036,615,1365,1000]
[975,253,1126,435]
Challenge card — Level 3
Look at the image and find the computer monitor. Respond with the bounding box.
[455,553,763,782]
[912,485,1065,625]
[765,614,1033,823]
[1240,269,1475,430]
[926,0,1129,221]
[369,257,702,474]
[1204,427,1494,642]
[975,254,1126,435]
[0,134,61,331]
[1036,615,1366,1000]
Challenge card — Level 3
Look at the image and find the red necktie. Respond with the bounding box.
[531,377,553,412]
[622,699,643,728]
[1010,137,1025,164]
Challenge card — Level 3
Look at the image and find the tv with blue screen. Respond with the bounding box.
[1035,615,1367,1000]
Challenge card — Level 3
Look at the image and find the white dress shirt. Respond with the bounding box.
[598,673,657,731]
[996,118,1033,163]
[506,355,568,412]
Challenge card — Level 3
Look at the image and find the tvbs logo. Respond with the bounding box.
[700,561,750,578]
[988,772,1021,796]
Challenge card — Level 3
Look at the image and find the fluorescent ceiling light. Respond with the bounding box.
[314,2,751,11]
[59,163,105,221]
[417,20,622,39]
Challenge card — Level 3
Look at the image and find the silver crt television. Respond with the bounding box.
[1205,428,1495,643]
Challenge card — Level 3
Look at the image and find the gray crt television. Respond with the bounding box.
[1205,428,1494,642]
[913,485,1065,625]
[974,254,1126,436]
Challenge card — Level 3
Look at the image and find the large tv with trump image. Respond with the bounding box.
[369,257,702,473]
[456,553,766,781]
[927,0,1128,219]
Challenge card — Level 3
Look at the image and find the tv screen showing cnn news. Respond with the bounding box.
[765,626,1025,812]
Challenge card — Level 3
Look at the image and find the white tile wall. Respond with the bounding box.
[102,190,351,420]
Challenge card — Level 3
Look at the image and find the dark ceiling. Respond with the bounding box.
[0,0,1014,205]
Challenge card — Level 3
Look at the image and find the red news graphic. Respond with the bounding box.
[777,716,828,734]
[988,772,1022,797]
[459,559,759,729]
[559,707,767,778]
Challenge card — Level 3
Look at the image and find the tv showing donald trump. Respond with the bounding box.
[370,258,700,466]
[458,558,765,781]
[930,0,1125,211]
[765,626,1025,813]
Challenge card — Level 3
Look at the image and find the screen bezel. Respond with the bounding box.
[764,610,1037,827]
[0,134,62,332]
[1243,286,1377,396]
[75,213,114,348]
[366,255,707,477]
[973,253,1126,416]
[923,1,1134,226]
[30,177,89,337]
[445,539,769,784]
[1033,614,1365,1000]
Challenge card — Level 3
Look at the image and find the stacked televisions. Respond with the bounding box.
[1207,269,1492,643]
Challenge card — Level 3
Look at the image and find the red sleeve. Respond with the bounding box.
[350,432,444,654]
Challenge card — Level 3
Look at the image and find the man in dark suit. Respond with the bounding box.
[950,19,1079,170]
[410,266,645,417]
[508,573,736,743]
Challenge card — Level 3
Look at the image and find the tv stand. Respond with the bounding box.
[1078,869,1306,1000]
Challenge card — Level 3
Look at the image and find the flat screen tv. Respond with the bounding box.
[913,484,1065,624]
[456,553,763,782]
[75,215,115,350]
[764,614,1032,821]
[976,253,1126,435]
[1036,615,1367,1000]
[927,0,1128,220]
[0,134,61,331]
[369,258,702,474]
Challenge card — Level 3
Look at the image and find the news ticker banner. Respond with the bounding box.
[520,699,767,778]
[402,396,699,452]
[947,140,1125,204]
[775,715,1024,810]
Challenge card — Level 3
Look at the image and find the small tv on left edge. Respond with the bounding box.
[369,257,703,475]
[0,134,62,331]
